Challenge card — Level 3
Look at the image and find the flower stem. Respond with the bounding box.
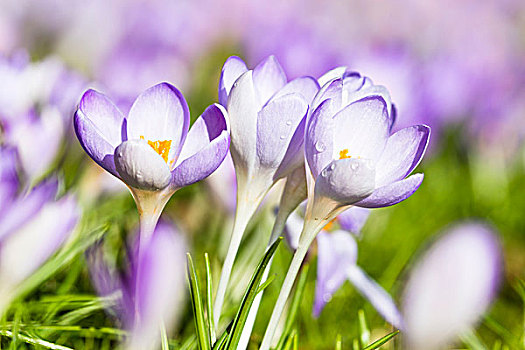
[213,198,259,327]
[259,218,324,350]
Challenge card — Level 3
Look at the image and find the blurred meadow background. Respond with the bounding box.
[1,0,525,349]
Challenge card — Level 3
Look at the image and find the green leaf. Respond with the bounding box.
[205,253,217,343]
[224,237,282,350]
[335,334,342,350]
[275,264,310,350]
[213,320,233,350]
[256,274,276,294]
[187,253,211,350]
[282,329,297,350]
[362,330,399,350]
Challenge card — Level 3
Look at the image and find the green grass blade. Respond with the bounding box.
[275,264,310,350]
[358,309,370,347]
[282,329,297,350]
[187,253,211,350]
[205,253,217,343]
[212,320,233,350]
[256,274,276,294]
[335,334,342,350]
[224,237,282,350]
[362,330,399,350]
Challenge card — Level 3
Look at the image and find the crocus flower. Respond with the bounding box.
[213,55,319,323]
[401,222,502,350]
[261,69,429,350]
[74,82,229,242]
[0,147,80,314]
[88,220,186,350]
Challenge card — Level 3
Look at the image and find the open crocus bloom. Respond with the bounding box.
[88,220,186,350]
[219,55,319,202]
[75,82,229,197]
[304,71,430,228]
[402,222,502,350]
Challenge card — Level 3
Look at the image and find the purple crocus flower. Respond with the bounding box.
[402,222,502,350]
[304,68,430,228]
[0,147,80,313]
[74,82,229,248]
[213,55,319,322]
[88,220,186,350]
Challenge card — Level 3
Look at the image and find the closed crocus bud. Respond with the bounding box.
[88,220,186,350]
[402,222,502,350]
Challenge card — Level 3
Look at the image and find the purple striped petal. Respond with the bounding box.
[0,147,19,211]
[253,55,287,107]
[256,94,308,172]
[75,89,126,177]
[402,222,502,349]
[305,99,336,178]
[375,125,430,187]
[126,83,190,165]
[355,173,424,208]
[219,56,248,106]
[170,104,230,189]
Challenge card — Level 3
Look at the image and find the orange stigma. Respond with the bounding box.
[339,149,351,159]
[140,136,172,163]
[323,218,337,231]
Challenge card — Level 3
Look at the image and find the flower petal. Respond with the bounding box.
[402,223,502,349]
[126,83,190,165]
[114,140,171,191]
[0,147,19,211]
[284,210,306,251]
[313,230,357,317]
[271,76,320,104]
[219,56,248,106]
[0,179,57,241]
[310,78,343,116]
[355,173,424,208]
[227,70,258,174]
[332,95,390,162]
[375,125,430,187]
[305,99,336,178]
[315,158,376,206]
[346,265,402,328]
[317,66,347,87]
[337,207,371,236]
[170,105,230,189]
[256,93,308,174]
[75,89,125,176]
[0,194,79,288]
[253,55,287,107]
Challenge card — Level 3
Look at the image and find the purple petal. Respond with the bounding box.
[126,83,190,165]
[256,93,308,173]
[0,194,79,287]
[75,89,126,177]
[271,76,320,104]
[253,55,287,107]
[305,99,336,178]
[0,147,19,211]
[317,66,347,87]
[346,266,402,328]
[375,125,430,187]
[313,230,357,317]
[355,173,424,208]
[402,222,502,349]
[128,220,186,350]
[310,78,343,116]
[332,96,390,163]
[114,140,172,191]
[0,179,57,242]
[315,158,376,206]
[219,56,248,107]
[337,207,371,236]
[283,210,305,251]
[227,71,258,171]
[170,104,230,189]
[274,117,306,180]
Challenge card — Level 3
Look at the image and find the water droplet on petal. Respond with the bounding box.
[329,163,335,170]
[315,141,325,152]
[351,162,359,171]
[280,134,286,140]
[286,120,292,126]
[323,293,332,302]
[321,168,328,177]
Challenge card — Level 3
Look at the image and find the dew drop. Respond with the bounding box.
[351,162,359,171]
[329,163,335,171]
[323,293,332,303]
[321,169,328,177]
[315,141,325,152]
[280,134,286,140]
[286,120,292,126]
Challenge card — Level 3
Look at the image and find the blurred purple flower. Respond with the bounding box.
[0,147,79,310]
[402,222,502,349]
[74,82,229,194]
[88,220,187,350]
[284,208,399,326]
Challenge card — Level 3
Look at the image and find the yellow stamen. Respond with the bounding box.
[339,149,351,159]
[140,135,172,163]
